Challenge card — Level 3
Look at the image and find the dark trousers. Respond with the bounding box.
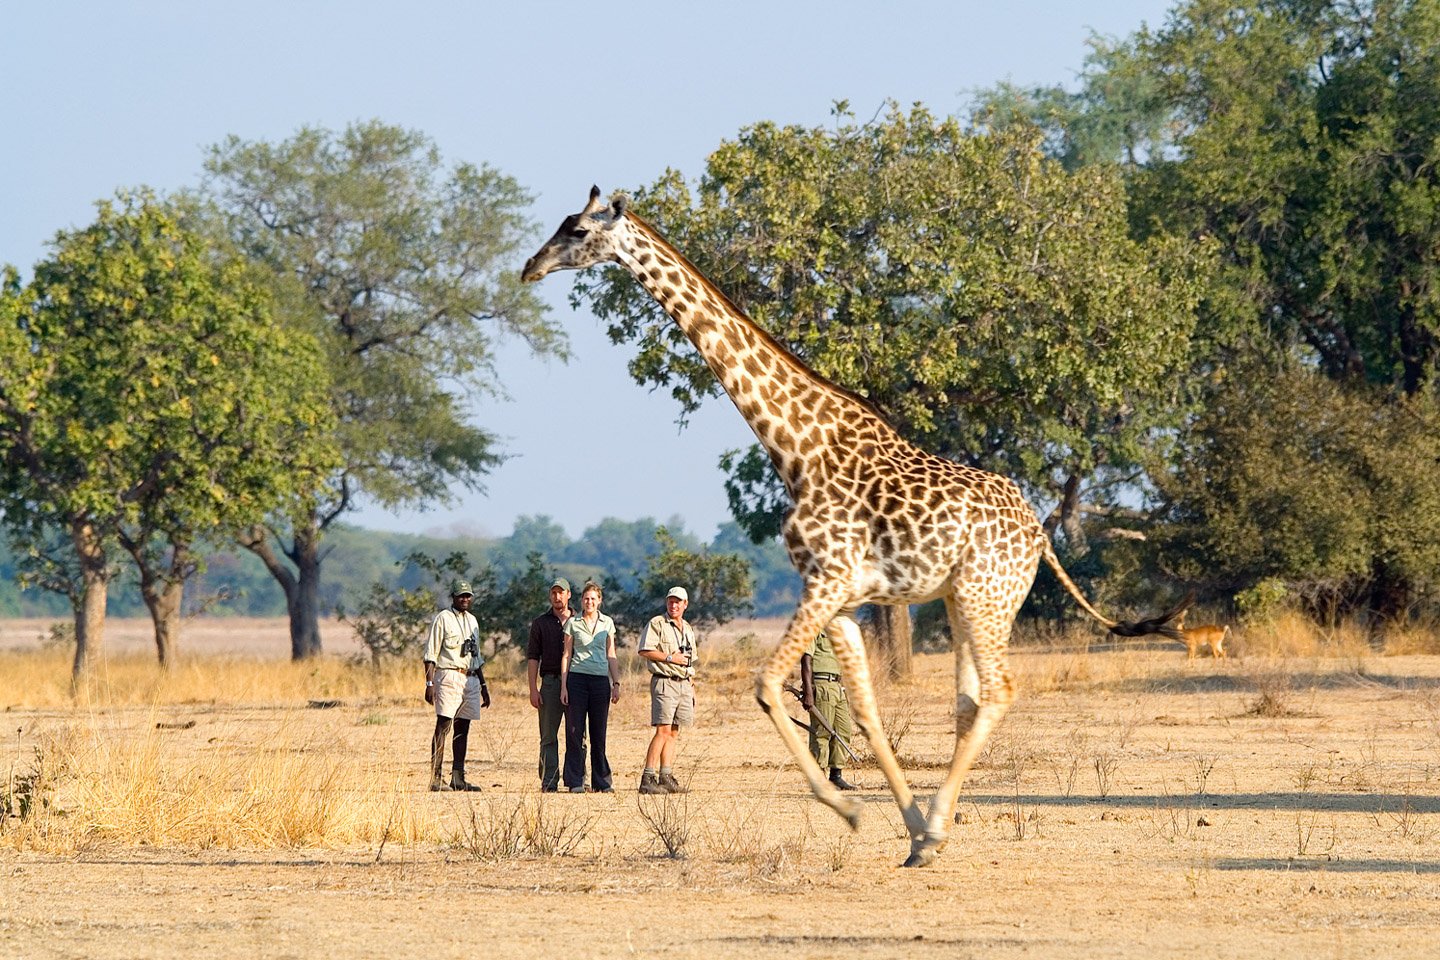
[563,673,612,791]
[537,673,564,789]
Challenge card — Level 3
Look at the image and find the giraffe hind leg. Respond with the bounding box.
[907,593,1021,866]
[755,599,863,829]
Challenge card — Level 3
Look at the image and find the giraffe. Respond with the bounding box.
[522,187,1188,867]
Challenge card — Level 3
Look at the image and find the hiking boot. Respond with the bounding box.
[638,771,666,795]
[429,780,452,792]
[658,771,688,794]
[450,776,482,792]
[829,770,858,791]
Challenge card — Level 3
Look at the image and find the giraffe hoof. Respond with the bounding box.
[901,848,938,868]
[902,831,947,868]
[830,793,862,830]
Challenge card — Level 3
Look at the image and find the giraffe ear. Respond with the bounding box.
[611,195,628,220]
[582,186,605,215]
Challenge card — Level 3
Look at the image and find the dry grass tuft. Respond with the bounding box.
[1240,612,1372,659]
[451,794,598,862]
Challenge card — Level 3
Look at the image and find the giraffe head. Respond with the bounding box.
[521,185,629,282]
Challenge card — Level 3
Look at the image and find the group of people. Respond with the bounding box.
[421,575,858,794]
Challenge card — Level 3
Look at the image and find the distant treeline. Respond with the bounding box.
[0,514,800,620]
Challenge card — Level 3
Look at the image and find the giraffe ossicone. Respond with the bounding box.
[523,187,1189,868]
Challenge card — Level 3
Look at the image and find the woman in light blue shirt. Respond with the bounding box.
[560,581,620,792]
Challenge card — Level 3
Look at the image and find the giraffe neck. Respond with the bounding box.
[617,216,894,490]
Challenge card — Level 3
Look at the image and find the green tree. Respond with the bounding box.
[0,193,336,677]
[969,33,1177,170]
[1148,360,1440,622]
[1128,0,1440,393]
[200,120,565,659]
[340,550,558,665]
[573,105,1210,553]
[606,527,752,636]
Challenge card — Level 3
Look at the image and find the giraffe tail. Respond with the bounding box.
[1038,536,1193,641]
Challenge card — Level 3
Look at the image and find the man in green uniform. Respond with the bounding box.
[801,630,857,791]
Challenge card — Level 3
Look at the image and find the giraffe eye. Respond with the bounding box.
[569,226,591,239]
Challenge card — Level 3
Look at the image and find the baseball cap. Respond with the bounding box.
[550,577,572,592]
[666,586,688,602]
[450,579,474,597]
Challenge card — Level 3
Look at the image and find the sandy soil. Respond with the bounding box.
[3,619,1440,959]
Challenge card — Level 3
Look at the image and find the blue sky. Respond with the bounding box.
[1,0,1176,542]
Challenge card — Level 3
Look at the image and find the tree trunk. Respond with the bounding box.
[239,519,324,660]
[870,604,913,679]
[1368,562,1412,629]
[70,518,110,687]
[1057,474,1089,558]
[123,538,191,669]
[289,544,323,659]
[137,566,185,669]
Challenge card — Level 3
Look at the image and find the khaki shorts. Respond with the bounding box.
[650,676,694,727]
[435,669,481,720]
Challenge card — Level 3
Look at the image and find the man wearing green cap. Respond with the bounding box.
[422,579,490,791]
[527,577,572,792]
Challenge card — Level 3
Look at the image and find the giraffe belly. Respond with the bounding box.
[851,562,952,606]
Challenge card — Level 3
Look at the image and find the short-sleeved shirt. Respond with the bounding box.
[527,608,570,676]
[563,613,616,677]
[638,614,696,680]
[423,607,483,672]
[805,631,841,677]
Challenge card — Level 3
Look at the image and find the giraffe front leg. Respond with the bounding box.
[756,607,863,829]
[826,615,927,852]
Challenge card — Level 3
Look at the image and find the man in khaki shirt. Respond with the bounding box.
[422,579,490,791]
[636,586,696,794]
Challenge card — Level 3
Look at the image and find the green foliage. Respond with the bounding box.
[339,551,473,665]
[0,192,336,625]
[339,548,564,664]
[1148,361,1440,620]
[969,33,1176,169]
[1236,578,1292,622]
[605,527,753,636]
[199,120,566,655]
[710,521,800,616]
[573,104,1211,542]
[471,551,554,651]
[1129,0,1440,396]
[201,120,563,509]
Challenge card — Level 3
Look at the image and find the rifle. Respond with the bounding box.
[783,683,862,766]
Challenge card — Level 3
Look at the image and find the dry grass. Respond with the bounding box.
[2,717,439,852]
[3,613,1440,860]
[9,614,1440,960]
[0,648,418,709]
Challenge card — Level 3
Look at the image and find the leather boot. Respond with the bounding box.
[658,771,688,794]
[638,771,665,795]
[450,769,482,792]
[829,769,857,791]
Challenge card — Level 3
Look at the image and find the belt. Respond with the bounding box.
[653,673,692,682]
[541,671,561,677]
[443,667,482,677]
[813,672,841,682]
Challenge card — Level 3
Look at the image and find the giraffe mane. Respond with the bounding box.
[623,211,901,434]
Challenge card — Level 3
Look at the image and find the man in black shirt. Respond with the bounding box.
[527,577,572,792]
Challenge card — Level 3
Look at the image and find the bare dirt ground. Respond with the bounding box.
[3,618,1440,959]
